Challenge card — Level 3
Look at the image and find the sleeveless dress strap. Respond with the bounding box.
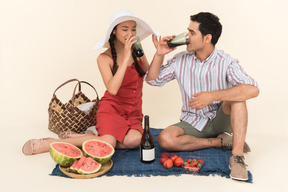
[101,53,114,61]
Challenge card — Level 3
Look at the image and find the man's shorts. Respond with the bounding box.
[171,104,232,138]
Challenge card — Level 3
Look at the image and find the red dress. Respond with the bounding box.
[96,57,144,142]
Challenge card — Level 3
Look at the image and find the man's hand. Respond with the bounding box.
[152,34,176,56]
[189,92,215,110]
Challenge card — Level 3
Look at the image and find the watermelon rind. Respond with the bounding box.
[66,160,79,173]
[82,139,115,164]
[49,142,83,167]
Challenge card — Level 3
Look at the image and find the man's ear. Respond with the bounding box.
[205,34,212,44]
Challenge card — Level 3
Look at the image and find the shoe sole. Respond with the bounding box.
[230,174,248,181]
[229,165,248,181]
[223,132,232,136]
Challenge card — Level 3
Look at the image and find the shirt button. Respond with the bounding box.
[132,90,136,93]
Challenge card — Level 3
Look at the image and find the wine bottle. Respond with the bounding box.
[140,115,155,163]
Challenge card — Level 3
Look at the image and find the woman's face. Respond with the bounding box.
[113,20,137,45]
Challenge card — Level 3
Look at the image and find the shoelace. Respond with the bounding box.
[233,155,247,167]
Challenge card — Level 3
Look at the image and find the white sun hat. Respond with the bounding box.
[93,9,159,50]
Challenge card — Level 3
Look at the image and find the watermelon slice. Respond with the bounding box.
[49,142,82,167]
[66,160,79,173]
[82,139,115,164]
[77,157,101,175]
[75,156,86,170]
[65,157,101,175]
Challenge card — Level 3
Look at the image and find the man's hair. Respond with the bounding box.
[190,12,222,45]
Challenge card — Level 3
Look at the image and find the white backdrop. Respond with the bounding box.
[1,0,288,191]
[1,0,287,136]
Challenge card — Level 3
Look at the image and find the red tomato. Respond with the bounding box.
[174,157,184,167]
[163,159,173,169]
[197,159,204,164]
[191,161,198,167]
[161,152,170,158]
[169,154,178,162]
[160,156,169,164]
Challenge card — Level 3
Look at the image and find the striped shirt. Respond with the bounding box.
[145,48,258,131]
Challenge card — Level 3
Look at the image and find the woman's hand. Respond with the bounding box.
[122,35,137,66]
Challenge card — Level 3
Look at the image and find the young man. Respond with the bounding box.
[145,12,259,181]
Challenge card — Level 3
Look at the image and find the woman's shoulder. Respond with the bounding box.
[99,50,113,59]
[97,50,114,63]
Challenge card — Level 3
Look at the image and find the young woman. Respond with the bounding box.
[22,10,158,155]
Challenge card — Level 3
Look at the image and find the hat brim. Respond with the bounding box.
[93,16,159,50]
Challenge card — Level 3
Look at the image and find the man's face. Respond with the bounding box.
[186,21,206,52]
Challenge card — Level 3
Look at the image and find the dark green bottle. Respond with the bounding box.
[140,115,155,163]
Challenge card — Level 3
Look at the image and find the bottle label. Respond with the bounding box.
[142,148,155,161]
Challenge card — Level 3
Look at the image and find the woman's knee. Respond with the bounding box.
[123,130,142,149]
[99,135,117,148]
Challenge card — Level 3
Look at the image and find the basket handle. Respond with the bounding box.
[53,79,81,97]
[71,81,99,105]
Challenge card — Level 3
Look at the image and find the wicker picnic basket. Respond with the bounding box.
[48,79,99,134]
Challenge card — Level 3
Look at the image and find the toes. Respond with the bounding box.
[22,140,33,155]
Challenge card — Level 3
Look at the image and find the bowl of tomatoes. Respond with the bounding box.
[182,158,204,173]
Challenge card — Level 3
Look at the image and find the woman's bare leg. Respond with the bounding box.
[116,129,142,149]
[22,134,117,155]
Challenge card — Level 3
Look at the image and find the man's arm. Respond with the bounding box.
[213,84,259,102]
[189,84,259,110]
[145,53,164,81]
[145,34,176,81]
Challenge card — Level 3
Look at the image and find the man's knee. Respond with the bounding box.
[222,101,247,115]
[158,126,183,150]
[158,131,171,150]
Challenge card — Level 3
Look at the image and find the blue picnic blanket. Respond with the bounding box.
[51,128,253,183]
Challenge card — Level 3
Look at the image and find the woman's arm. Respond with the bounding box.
[140,54,149,73]
[97,53,128,95]
[97,35,137,95]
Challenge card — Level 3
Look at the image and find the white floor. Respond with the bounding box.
[1,1,287,191]
[2,124,287,192]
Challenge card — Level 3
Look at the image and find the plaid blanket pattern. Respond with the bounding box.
[51,128,253,183]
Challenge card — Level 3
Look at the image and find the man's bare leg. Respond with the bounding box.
[222,101,249,181]
[222,101,248,156]
[158,126,222,151]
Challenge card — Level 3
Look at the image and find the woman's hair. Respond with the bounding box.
[108,26,145,77]
[190,12,222,46]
